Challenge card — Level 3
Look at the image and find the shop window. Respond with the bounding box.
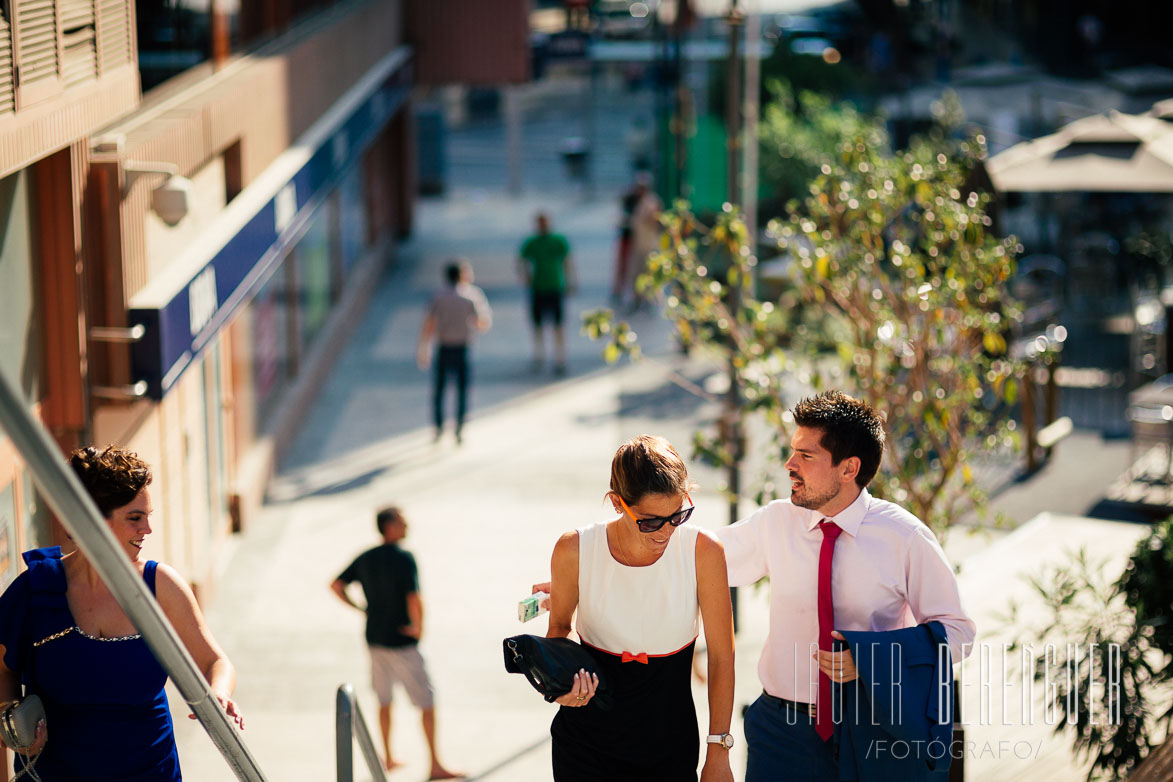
[136,0,238,92]
[338,163,365,276]
[295,205,332,352]
[0,483,18,589]
[0,170,40,403]
[363,127,394,248]
[250,262,291,430]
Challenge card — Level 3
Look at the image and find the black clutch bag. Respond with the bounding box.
[503,634,611,710]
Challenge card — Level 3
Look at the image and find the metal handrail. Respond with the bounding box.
[336,683,386,782]
[0,370,268,781]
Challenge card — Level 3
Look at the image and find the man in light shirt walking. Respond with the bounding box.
[717,390,975,780]
[417,259,492,444]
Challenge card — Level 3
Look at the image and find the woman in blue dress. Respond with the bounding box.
[0,445,244,779]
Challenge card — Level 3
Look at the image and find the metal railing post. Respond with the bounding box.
[0,370,268,782]
[336,685,354,782]
[336,683,386,782]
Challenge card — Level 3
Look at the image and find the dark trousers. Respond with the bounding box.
[433,345,469,431]
[744,694,837,782]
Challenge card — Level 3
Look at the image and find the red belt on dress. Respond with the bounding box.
[581,637,697,664]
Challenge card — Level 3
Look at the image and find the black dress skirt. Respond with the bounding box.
[551,640,699,782]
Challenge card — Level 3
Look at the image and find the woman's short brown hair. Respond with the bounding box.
[609,435,691,504]
[69,445,153,517]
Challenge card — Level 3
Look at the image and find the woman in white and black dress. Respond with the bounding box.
[544,435,735,782]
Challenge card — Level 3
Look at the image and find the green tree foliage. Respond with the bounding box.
[587,97,1022,532]
[583,204,783,515]
[709,39,863,119]
[1004,519,1173,780]
[758,85,877,220]
[1125,231,1173,285]
[770,111,1023,531]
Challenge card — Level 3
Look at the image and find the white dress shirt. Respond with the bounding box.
[717,489,976,703]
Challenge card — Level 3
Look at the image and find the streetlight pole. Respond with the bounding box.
[743,2,760,242]
[726,1,743,206]
[724,0,744,630]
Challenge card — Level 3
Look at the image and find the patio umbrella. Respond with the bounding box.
[988,111,1173,193]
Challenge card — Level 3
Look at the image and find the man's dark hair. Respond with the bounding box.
[444,262,462,286]
[791,391,885,488]
[376,507,404,535]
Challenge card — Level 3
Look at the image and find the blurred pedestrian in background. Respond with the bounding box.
[624,116,653,171]
[519,212,577,376]
[539,435,735,782]
[331,507,460,779]
[0,445,243,781]
[417,259,492,444]
[612,172,649,307]
[626,178,663,312]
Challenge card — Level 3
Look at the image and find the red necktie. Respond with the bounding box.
[816,519,842,742]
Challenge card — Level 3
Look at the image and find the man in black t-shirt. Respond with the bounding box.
[332,508,460,778]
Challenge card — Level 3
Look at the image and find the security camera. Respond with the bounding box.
[152,175,193,226]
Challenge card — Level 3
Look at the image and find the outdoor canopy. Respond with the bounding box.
[988,110,1173,193]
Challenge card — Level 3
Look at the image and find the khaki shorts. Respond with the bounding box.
[369,644,435,709]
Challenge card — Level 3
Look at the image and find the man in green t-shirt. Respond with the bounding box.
[332,508,459,778]
[518,212,577,376]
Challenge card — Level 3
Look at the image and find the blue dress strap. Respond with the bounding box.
[144,560,159,596]
[22,546,63,567]
[24,547,67,603]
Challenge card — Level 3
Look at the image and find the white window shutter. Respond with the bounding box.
[13,0,64,107]
[0,11,15,114]
[96,0,131,74]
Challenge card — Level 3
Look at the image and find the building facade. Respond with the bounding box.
[0,0,141,587]
[84,0,416,594]
[0,0,530,598]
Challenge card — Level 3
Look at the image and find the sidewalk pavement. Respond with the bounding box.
[172,353,776,782]
[279,187,677,475]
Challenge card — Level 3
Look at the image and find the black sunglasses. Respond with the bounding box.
[618,494,695,534]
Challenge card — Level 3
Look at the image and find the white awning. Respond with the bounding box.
[988,111,1173,193]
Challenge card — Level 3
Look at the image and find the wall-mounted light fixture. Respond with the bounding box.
[88,325,149,402]
[91,380,150,401]
[123,161,194,226]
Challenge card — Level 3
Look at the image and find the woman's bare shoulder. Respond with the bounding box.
[552,529,580,559]
[694,528,727,567]
[152,562,197,604]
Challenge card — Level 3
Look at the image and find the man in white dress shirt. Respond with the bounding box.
[716,390,975,781]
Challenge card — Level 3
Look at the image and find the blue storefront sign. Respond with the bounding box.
[129,48,412,401]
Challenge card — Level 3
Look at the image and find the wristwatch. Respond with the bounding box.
[706,733,734,749]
